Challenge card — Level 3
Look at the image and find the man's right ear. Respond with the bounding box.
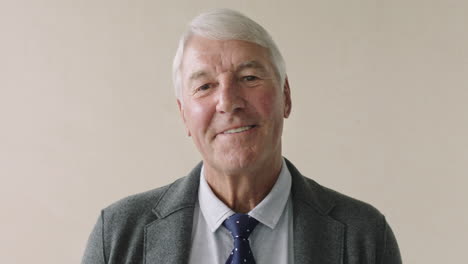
[177,99,191,137]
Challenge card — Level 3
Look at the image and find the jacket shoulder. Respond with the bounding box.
[298,176,401,262]
[102,176,188,223]
[316,181,401,263]
[91,177,190,262]
[287,158,384,224]
[296,173,387,236]
[319,183,385,224]
[104,184,169,216]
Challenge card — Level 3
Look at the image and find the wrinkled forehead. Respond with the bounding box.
[180,36,275,79]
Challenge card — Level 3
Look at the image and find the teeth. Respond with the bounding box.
[223,126,254,134]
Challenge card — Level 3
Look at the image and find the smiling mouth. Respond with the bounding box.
[222,125,256,134]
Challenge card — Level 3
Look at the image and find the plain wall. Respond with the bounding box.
[1,0,467,263]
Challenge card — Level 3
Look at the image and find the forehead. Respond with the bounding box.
[181,36,273,77]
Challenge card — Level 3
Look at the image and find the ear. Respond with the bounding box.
[177,99,191,137]
[282,77,292,118]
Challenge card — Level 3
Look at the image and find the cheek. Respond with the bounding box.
[251,90,282,118]
[185,101,215,135]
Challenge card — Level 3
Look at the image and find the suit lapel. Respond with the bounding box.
[142,160,345,263]
[144,163,202,264]
[287,159,345,264]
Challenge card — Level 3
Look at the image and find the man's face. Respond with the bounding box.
[178,35,291,174]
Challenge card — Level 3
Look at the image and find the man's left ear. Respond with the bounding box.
[283,77,292,118]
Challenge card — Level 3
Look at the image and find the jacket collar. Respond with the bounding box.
[144,162,201,264]
[144,160,344,264]
[286,158,345,264]
[151,162,201,218]
[149,158,337,218]
[286,158,337,215]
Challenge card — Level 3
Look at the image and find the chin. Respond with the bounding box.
[214,149,260,172]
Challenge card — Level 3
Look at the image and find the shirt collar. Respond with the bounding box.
[198,158,292,232]
[198,165,235,232]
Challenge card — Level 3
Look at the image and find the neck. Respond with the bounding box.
[203,155,283,213]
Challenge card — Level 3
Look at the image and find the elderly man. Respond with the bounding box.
[82,9,402,264]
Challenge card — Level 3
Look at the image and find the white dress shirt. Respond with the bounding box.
[188,158,294,264]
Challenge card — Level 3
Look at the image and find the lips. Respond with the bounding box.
[221,125,256,134]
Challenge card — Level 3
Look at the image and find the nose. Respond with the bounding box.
[216,78,245,114]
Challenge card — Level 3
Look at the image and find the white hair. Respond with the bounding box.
[172,8,287,99]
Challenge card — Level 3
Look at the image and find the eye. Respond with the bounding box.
[242,75,259,82]
[196,83,211,92]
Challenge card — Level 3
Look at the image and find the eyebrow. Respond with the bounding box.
[187,60,268,82]
[189,70,209,81]
[236,60,267,72]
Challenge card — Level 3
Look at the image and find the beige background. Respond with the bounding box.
[1,0,467,263]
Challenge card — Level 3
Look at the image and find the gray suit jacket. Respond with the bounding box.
[82,159,402,264]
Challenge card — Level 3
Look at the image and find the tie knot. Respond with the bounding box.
[223,213,259,239]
